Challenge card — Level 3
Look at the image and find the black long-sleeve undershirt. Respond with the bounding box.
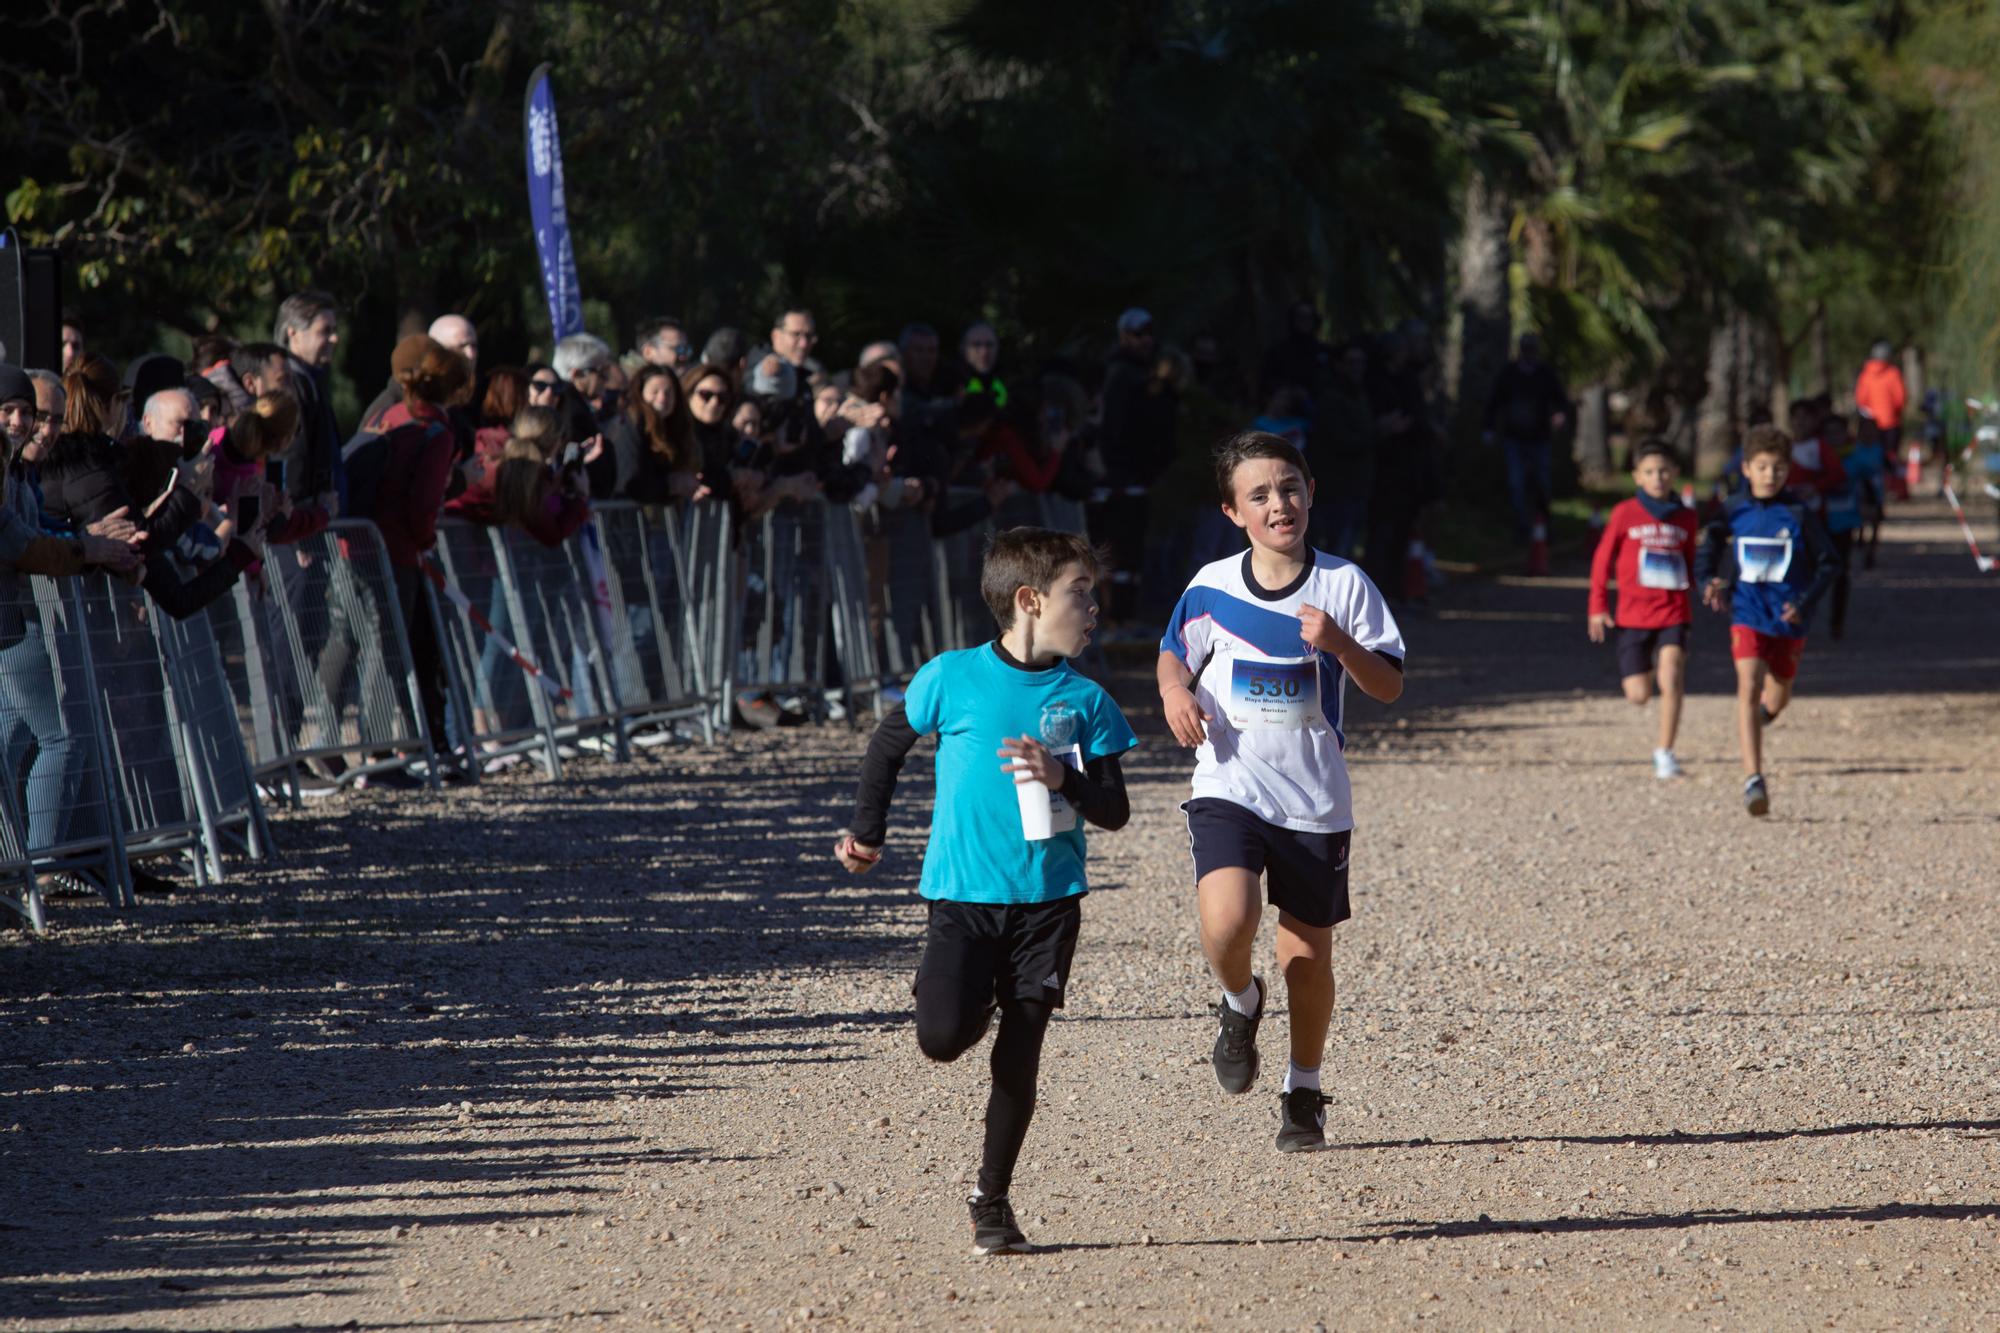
[849,646,1130,845]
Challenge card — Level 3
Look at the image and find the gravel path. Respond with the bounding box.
[4,497,1997,1331]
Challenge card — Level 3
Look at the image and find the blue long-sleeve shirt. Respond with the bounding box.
[1694,488,1841,638]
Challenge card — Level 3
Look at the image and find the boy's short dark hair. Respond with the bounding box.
[1743,424,1791,461]
[1631,437,1678,468]
[981,527,1101,630]
[1213,429,1312,504]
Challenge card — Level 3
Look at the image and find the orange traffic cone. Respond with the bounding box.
[1680,482,1696,509]
[1905,443,1924,495]
[1526,516,1550,576]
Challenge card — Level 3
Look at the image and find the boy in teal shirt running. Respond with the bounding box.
[836,527,1138,1254]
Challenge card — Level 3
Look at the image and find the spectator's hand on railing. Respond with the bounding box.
[731,466,766,501]
[87,505,144,548]
[82,533,144,579]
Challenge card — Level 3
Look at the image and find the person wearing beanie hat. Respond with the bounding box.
[0,365,35,426]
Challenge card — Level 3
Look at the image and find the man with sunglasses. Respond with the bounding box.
[748,307,822,402]
[637,318,696,369]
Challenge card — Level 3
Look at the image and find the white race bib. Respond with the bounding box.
[1222,650,1321,731]
[1637,547,1688,591]
[1737,535,1793,584]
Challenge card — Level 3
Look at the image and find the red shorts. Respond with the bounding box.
[1730,625,1805,681]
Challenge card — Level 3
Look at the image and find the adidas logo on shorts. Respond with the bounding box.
[1041,971,1061,989]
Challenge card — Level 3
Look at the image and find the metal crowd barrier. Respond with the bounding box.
[591,501,719,744]
[209,523,437,801]
[731,499,883,721]
[0,486,1101,932]
[1,568,276,930]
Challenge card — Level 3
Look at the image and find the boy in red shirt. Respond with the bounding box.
[1587,439,1700,778]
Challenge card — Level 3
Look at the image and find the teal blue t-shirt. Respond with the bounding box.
[904,645,1139,905]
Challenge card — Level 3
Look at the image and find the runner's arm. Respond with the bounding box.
[1060,754,1129,832]
[850,703,924,845]
[1587,520,1621,619]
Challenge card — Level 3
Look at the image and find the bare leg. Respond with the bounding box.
[1762,671,1795,723]
[1620,673,1652,706]
[1275,911,1335,1071]
[1655,644,1686,752]
[1735,656,1767,777]
[1198,868,1262,996]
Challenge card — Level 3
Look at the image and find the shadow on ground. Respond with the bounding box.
[0,737,914,1322]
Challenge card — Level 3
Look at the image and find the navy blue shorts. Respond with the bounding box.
[1615,623,1688,679]
[1183,797,1351,928]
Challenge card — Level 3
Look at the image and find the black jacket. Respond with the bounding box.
[37,432,252,619]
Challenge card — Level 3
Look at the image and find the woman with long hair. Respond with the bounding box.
[602,363,698,503]
[681,362,746,505]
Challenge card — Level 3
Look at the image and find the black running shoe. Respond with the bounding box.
[969,1195,1030,1255]
[1276,1087,1331,1153]
[1211,975,1265,1095]
[1743,773,1770,818]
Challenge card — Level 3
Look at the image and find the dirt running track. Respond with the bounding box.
[3,497,1998,1331]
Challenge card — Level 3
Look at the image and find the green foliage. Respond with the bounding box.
[0,0,1967,416]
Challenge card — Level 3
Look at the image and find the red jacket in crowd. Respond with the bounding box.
[442,425,590,546]
[1588,494,1699,628]
[370,400,457,567]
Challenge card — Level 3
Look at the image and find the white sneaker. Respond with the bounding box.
[1653,748,1683,779]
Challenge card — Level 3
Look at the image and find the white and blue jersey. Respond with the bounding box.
[1162,550,1404,834]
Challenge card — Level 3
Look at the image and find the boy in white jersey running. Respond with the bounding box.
[1157,432,1406,1151]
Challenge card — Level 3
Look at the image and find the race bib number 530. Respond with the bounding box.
[1225,655,1319,730]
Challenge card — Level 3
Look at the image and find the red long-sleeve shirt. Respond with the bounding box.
[1588,496,1699,628]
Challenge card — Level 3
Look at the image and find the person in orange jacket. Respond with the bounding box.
[1853,340,1907,457]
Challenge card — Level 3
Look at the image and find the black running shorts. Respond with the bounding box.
[1183,797,1351,929]
[914,896,1084,1010]
[1615,623,1689,680]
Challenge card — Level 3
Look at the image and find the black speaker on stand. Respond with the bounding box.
[0,229,63,372]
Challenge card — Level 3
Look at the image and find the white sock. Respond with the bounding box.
[1223,978,1261,1017]
[1282,1062,1321,1094]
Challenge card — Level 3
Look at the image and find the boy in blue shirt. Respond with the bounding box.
[835,528,1137,1255]
[1695,424,1841,818]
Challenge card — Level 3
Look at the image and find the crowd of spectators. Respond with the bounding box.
[1,288,1459,888]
